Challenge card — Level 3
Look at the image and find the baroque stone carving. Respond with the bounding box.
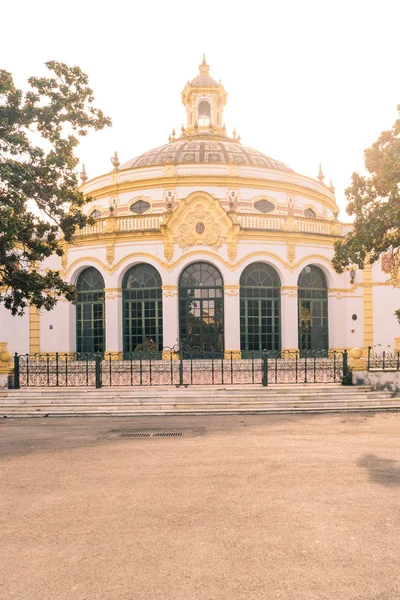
[163,192,238,262]
[224,286,240,297]
[106,243,115,265]
[287,244,295,264]
[178,203,224,250]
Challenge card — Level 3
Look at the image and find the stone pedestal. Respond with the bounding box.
[348,347,367,371]
[0,343,14,389]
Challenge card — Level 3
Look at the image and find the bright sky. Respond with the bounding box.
[3,0,400,219]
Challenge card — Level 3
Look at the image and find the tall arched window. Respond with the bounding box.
[240,262,281,355]
[298,265,328,354]
[76,267,105,354]
[123,264,163,355]
[198,100,211,126]
[179,262,224,355]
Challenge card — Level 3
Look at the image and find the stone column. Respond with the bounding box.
[280,286,299,352]
[224,285,241,358]
[105,288,122,357]
[162,286,179,357]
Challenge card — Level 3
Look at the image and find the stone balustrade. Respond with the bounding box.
[73,212,342,238]
[237,214,285,231]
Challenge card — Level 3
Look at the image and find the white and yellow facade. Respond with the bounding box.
[1,58,399,357]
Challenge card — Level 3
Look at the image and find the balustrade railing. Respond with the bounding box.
[73,212,340,238]
[237,214,285,230]
[294,217,334,235]
[75,220,106,236]
[115,215,163,231]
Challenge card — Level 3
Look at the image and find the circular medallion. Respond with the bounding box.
[195,222,205,234]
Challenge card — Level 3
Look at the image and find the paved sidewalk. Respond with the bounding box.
[0,413,399,600]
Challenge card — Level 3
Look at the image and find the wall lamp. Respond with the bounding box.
[350,269,356,284]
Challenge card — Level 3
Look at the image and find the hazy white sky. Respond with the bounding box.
[3,0,400,218]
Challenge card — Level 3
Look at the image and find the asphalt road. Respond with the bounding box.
[1,413,399,600]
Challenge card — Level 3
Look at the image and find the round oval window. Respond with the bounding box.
[254,200,274,214]
[130,200,150,215]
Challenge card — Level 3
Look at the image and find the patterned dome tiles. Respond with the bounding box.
[120,139,293,172]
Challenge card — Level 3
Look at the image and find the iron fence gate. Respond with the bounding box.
[13,343,348,388]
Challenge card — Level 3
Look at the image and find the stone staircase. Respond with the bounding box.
[0,385,398,417]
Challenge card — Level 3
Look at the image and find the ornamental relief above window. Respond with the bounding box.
[162,193,238,263]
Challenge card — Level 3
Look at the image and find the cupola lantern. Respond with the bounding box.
[181,55,227,135]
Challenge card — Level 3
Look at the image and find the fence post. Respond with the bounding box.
[343,349,348,379]
[179,347,184,387]
[367,346,371,370]
[262,352,268,386]
[55,352,59,387]
[14,353,20,389]
[95,354,102,388]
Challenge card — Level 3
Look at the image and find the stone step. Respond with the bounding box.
[2,405,400,418]
[0,386,377,399]
[1,397,399,417]
[0,392,392,405]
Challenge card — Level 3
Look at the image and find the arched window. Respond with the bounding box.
[76,267,105,354]
[304,208,317,218]
[298,265,328,355]
[198,100,211,126]
[254,199,275,214]
[90,209,101,219]
[130,200,150,215]
[179,262,224,355]
[123,264,162,355]
[240,263,281,355]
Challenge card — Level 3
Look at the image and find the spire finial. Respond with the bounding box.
[80,164,88,183]
[110,151,120,169]
[199,54,209,74]
[318,163,325,182]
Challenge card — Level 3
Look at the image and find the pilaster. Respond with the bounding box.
[328,290,346,351]
[280,286,298,352]
[363,264,373,352]
[29,306,40,354]
[224,285,241,356]
[105,288,122,354]
[162,286,179,349]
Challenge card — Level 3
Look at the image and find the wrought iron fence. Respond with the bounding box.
[14,353,99,388]
[13,344,348,388]
[263,350,346,384]
[367,347,400,370]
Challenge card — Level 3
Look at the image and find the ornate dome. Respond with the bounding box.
[190,73,219,88]
[119,138,293,172]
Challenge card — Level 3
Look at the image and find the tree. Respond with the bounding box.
[332,105,400,286]
[0,61,111,315]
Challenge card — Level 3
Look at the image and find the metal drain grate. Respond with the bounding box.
[118,432,183,438]
[153,432,183,437]
[120,432,151,438]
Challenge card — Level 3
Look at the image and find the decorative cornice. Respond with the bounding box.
[82,174,339,213]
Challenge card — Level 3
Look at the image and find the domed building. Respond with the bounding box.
[1,57,398,361]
